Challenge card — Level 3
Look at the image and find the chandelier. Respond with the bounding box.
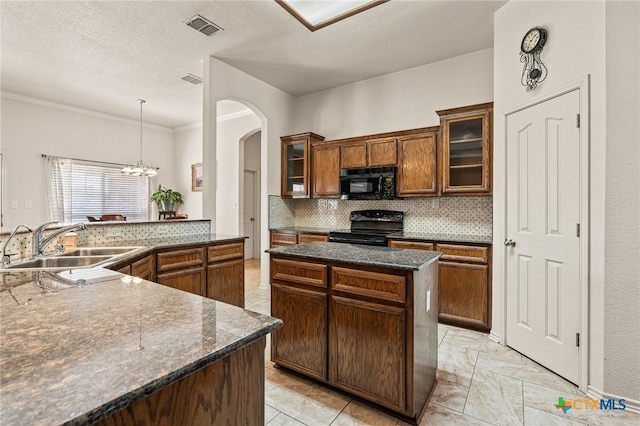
[122,99,158,177]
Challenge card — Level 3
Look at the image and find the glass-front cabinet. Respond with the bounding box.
[438,103,492,195]
[281,132,325,198]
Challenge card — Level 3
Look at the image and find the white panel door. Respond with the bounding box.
[506,90,581,384]
[243,170,256,259]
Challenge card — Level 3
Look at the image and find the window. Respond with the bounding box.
[46,156,150,223]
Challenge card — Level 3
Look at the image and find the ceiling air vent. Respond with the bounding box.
[186,14,223,36]
[181,73,203,85]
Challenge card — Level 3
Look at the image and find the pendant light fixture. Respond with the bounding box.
[122,99,158,177]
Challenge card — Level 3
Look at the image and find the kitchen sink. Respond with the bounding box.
[59,247,139,257]
[6,255,114,269]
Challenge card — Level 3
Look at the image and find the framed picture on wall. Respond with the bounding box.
[191,163,203,192]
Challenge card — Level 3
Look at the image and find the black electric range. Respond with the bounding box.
[328,210,404,247]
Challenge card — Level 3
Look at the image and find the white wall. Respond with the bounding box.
[173,126,203,219]
[603,0,640,405]
[0,96,176,231]
[205,57,295,285]
[494,0,640,403]
[293,48,494,139]
[215,105,261,234]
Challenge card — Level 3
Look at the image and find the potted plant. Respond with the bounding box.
[151,185,184,212]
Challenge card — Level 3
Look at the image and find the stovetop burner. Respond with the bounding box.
[329,210,404,246]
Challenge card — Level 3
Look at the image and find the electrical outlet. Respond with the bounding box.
[426,290,431,313]
[106,227,123,238]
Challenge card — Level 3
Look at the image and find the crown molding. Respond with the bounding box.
[1,91,173,133]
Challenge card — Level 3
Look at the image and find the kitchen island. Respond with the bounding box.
[0,268,282,425]
[267,242,440,424]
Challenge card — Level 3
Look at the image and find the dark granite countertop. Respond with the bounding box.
[390,232,493,245]
[267,242,441,271]
[269,227,491,244]
[0,268,282,425]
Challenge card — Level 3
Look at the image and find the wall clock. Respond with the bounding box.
[520,27,548,92]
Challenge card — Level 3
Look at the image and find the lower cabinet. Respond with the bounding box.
[131,255,155,282]
[156,266,206,297]
[271,283,327,381]
[207,259,244,307]
[329,295,406,411]
[388,239,491,332]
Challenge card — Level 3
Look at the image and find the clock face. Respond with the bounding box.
[521,28,541,53]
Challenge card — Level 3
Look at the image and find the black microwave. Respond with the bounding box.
[340,167,396,200]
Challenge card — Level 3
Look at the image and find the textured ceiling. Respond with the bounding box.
[1,1,505,129]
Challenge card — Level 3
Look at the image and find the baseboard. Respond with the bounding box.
[488,331,502,344]
[587,385,640,414]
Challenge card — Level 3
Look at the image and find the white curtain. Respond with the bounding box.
[44,155,68,222]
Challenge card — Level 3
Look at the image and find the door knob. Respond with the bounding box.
[250,218,255,221]
[504,239,516,247]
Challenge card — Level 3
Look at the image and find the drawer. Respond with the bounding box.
[298,233,329,244]
[436,244,488,264]
[208,242,244,263]
[271,232,297,247]
[156,247,205,272]
[331,267,406,303]
[271,258,327,288]
[388,239,434,251]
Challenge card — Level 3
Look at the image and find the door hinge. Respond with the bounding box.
[576,114,581,128]
[576,333,580,347]
[576,223,580,237]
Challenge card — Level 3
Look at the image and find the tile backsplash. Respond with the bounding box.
[0,220,211,262]
[269,196,492,236]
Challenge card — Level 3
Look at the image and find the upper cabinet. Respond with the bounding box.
[311,144,341,198]
[437,102,493,195]
[281,132,325,198]
[340,138,397,169]
[396,131,438,197]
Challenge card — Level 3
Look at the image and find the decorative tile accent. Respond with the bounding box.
[269,196,492,236]
[0,220,211,262]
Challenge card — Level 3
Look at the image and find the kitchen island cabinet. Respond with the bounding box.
[0,268,282,426]
[267,242,440,423]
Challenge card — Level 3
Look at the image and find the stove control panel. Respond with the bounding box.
[349,210,404,223]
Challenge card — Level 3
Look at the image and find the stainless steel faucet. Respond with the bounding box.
[2,224,33,266]
[32,221,87,257]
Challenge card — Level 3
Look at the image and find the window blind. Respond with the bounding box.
[57,158,150,222]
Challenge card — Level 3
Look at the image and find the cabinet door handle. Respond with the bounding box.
[504,239,516,247]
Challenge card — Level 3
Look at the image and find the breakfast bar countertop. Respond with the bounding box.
[0,269,282,426]
[267,241,441,271]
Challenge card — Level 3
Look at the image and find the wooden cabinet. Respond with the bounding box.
[340,138,397,169]
[156,266,206,296]
[311,144,340,198]
[271,258,328,380]
[388,239,491,332]
[207,242,245,308]
[281,132,325,198]
[270,231,298,248]
[156,247,206,296]
[270,230,329,247]
[396,131,438,197]
[330,296,406,411]
[298,233,329,243]
[270,254,438,420]
[437,102,492,195]
[131,255,155,282]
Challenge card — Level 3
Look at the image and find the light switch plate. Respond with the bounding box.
[11,200,18,209]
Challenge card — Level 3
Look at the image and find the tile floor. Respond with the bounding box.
[244,259,637,426]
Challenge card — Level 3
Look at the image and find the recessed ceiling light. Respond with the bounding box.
[276,0,389,32]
